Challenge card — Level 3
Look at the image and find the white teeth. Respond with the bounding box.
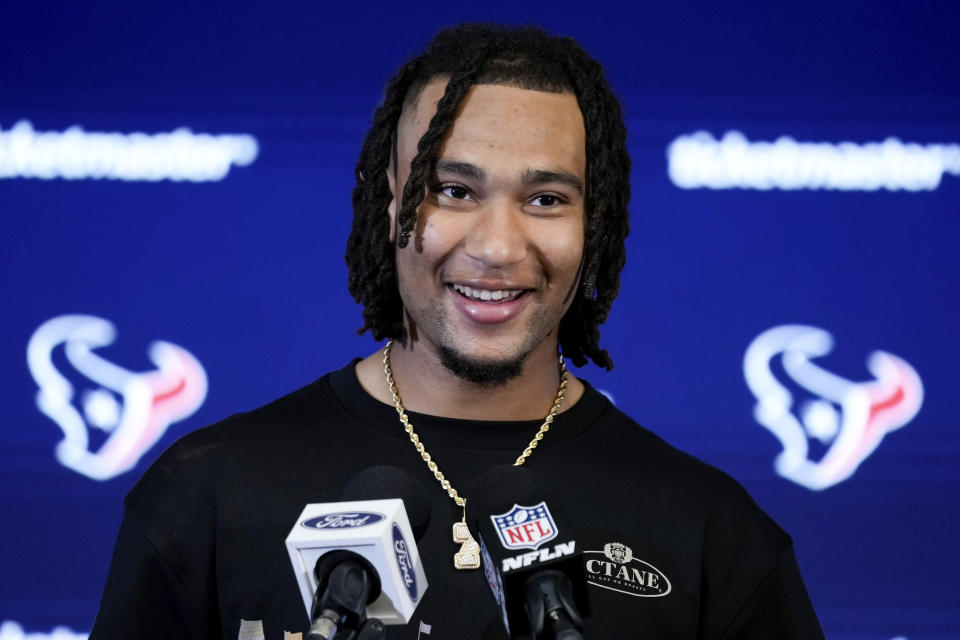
[453,284,522,302]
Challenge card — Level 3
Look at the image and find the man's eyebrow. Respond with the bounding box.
[521,169,584,194]
[435,160,485,181]
[434,161,584,195]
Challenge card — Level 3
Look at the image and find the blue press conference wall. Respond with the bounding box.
[2,2,959,638]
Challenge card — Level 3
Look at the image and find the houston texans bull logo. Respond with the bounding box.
[744,324,923,491]
[27,314,207,481]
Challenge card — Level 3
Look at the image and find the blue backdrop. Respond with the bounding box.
[2,2,958,638]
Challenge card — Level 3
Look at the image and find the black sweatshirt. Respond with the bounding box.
[91,361,823,639]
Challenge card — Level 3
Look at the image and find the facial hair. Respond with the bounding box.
[436,344,526,388]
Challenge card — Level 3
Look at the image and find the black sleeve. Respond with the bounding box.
[717,547,825,640]
[697,480,824,640]
[89,511,217,640]
[90,438,223,640]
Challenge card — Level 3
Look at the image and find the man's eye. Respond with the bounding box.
[440,185,471,200]
[530,194,564,207]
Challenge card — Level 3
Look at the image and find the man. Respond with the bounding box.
[91,24,823,639]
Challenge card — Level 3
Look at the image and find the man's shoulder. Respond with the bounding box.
[590,395,732,484]
[583,389,784,531]
[124,363,356,508]
[174,373,334,453]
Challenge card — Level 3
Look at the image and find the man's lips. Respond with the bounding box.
[448,283,533,323]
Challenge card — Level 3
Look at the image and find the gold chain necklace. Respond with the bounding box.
[382,339,568,570]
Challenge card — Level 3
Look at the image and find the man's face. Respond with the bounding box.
[389,79,586,384]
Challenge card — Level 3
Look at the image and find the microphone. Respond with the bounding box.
[286,466,431,639]
[468,465,589,640]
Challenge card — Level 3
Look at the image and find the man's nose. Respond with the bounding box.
[463,199,527,267]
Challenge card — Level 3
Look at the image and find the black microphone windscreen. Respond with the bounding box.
[466,465,589,638]
[340,465,432,541]
[467,465,569,540]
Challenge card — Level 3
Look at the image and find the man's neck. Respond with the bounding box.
[354,338,585,421]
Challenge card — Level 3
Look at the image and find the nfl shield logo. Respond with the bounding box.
[490,501,558,550]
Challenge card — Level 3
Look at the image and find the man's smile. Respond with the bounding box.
[447,282,534,324]
[450,283,528,303]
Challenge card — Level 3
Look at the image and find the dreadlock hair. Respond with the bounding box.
[346,23,630,370]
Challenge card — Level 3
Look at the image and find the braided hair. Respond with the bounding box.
[346,23,630,369]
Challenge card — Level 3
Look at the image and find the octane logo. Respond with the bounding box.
[27,314,207,481]
[744,325,923,491]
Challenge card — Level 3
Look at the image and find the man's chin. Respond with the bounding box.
[436,345,525,388]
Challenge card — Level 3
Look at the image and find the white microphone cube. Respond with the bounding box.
[285,498,428,625]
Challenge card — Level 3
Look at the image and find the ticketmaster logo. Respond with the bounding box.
[668,130,960,191]
[0,120,258,182]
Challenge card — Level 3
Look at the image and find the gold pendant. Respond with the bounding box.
[452,519,470,543]
[452,518,480,570]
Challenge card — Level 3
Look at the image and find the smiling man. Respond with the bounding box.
[355,78,589,413]
[91,23,823,640]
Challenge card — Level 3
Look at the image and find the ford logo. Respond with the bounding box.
[301,512,385,529]
[392,524,418,601]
